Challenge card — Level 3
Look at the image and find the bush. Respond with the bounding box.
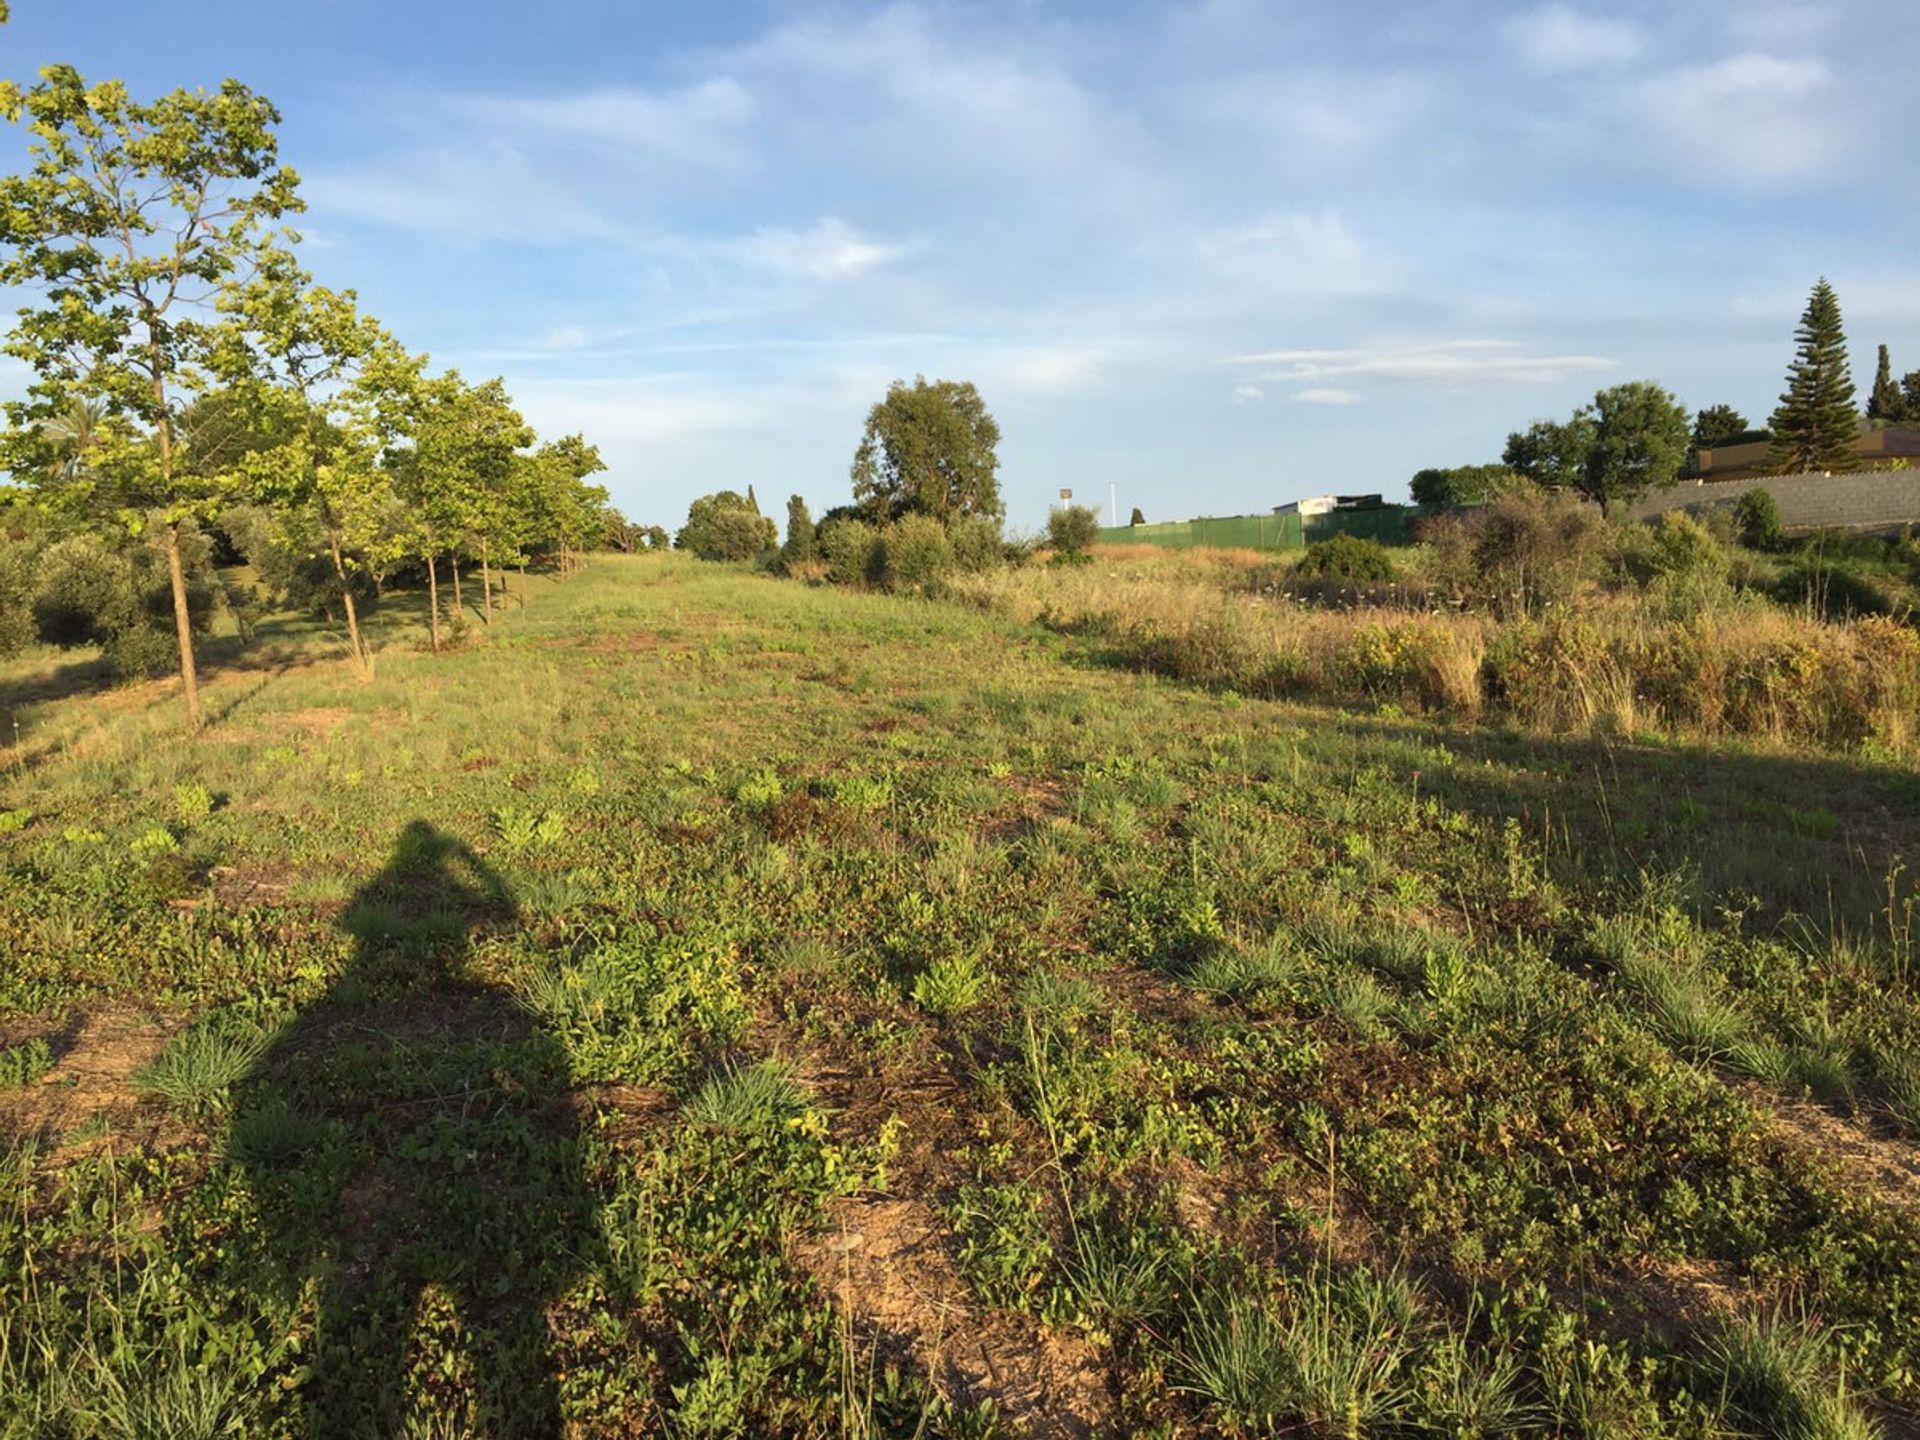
[1630,512,1731,616]
[677,491,776,561]
[1732,488,1784,550]
[1773,561,1894,620]
[1045,505,1101,560]
[947,512,1005,574]
[818,517,882,586]
[1462,489,1603,617]
[33,525,216,677]
[880,513,954,592]
[1295,534,1396,583]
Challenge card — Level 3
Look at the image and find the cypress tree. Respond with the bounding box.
[1867,343,1907,423]
[781,494,816,564]
[1768,279,1859,474]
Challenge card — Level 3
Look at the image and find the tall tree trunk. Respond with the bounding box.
[451,555,464,616]
[479,538,493,626]
[426,552,443,653]
[328,531,370,677]
[163,521,202,730]
[519,561,528,607]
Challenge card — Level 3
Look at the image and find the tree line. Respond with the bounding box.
[0,65,618,728]
[1413,279,1915,515]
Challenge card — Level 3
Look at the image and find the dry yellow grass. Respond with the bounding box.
[950,553,1920,756]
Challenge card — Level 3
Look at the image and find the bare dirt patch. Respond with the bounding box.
[0,1009,175,1146]
[796,1195,1111,1439]
[1769,1098,1920,1209]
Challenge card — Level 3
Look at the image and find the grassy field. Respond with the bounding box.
[3,552,1919,1437]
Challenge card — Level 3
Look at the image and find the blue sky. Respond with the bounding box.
[5,1,1917,530]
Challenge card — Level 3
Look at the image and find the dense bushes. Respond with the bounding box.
[1,520,218,676]
[1295,534,1395,582]
[676,491,775,561]
[1044,504,1101,562]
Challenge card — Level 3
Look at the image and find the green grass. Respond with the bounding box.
[1,552,1918,1436]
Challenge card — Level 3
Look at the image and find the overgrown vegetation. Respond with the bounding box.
[3,553,1919,1436]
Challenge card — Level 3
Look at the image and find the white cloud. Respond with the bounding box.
[1292,387,1362,405]
[1502,5,1644,72]
[453,79,755,161]
[1197,209,1398,295]
[1633,53,1848,187]
[1233,340,1613,386]
[727,217,906,281]
[1004,346,1107,394]
[1233,383,1265,403]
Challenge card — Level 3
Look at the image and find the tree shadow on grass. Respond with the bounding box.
[234,820,588,1437]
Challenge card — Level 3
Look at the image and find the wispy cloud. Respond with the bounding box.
[1292,387,1362,405]
[1502,5,1644,72]
[1631,53,1849,188]
[1234,341,1613,386]
[726,217,907,281]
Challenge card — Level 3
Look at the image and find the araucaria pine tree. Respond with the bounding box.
[1768,279,1859,475]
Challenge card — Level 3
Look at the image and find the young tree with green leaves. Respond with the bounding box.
[1502,412,1596,493]
[1582,381,1690,516]
[781,494,816,566]
[0,66,302,728]
[850,377,1003,524]
[1690,404,1752,451]
[1769,279,1859,475]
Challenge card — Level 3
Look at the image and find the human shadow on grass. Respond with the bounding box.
[234,820,589,1438]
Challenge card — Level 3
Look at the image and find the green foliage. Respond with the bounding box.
[879,512,955,592]
[1044,505,1101,559]
[1770,279,1861,474]
[1866,342,1907,424]
[1773,559,1894,619]
[1409,463,1516,510]
[0,1037,51,1090]
[1691,403,1753,450]
[850,376,1003,524]
[1503,411,1596,492]
[134,1024,268,1114]
[1704,1314,1881,1440]
[818,515,883,585]
[681,1059,810,1133]
[1584,381,1691,514]
[911,953,988,1016]
[1295,533,1395,582]
[780,494,816,567]
[946,512,1006,574]
[677,491,777,562]
[1733,487,1785,549]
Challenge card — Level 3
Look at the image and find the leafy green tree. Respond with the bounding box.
[781,495,816,567]
[1044,504,1101,559]
[1502,413,1596,493]
[220,257,406,674]
[850,377,1003,524]
[1582,381,1690,516]
[1690,404,1752,450]
[1867,344,1908,424]
[677,491,774,561]
[0,65,303,728]
[1768,279,1859,474]
[1904,371,1920,422]
[1409,464,1517,510]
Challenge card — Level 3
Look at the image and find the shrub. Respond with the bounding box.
[879,513,954,592]
[947,512,1005,574]
[1045,505,1102,560]
[818,517,882,586]
[1464,488,1603,617]
[1774,561,1893,620]
[0,1037,52,1090]
[676,491,776,561]
[1733,488,1784,550]
[1295,534,1395,583]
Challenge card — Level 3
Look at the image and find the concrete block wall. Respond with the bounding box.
[1631,467,1920,533]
